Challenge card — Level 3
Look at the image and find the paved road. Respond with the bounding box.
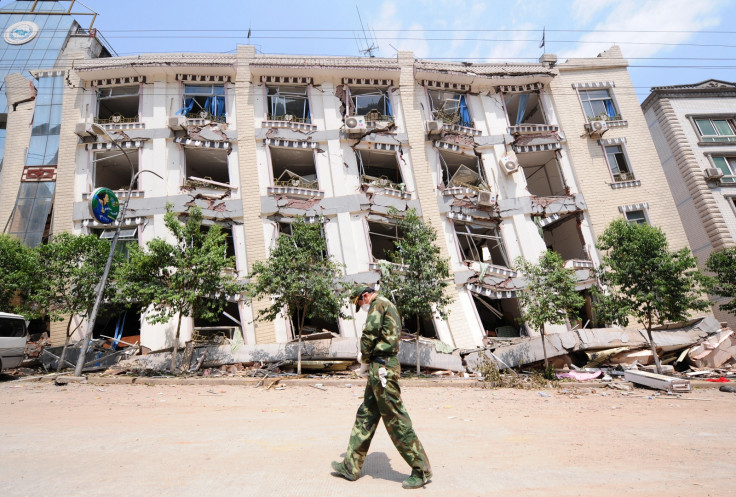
[1,377,734,497]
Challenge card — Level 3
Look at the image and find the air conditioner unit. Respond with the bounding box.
[704,168,724,180]
[588,120,608,135]
[425,120,444,136]
[345,115,366,134]
[476,190,496,207]
[499,153,519,174]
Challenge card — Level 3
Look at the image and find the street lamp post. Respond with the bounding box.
[73,124,162,377]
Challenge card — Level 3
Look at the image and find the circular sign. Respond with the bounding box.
[90,187,120,224]
[4,21,39,45]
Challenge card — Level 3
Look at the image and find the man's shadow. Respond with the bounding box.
[339,452,407,483]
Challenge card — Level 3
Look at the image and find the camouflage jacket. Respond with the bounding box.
[360,295,401,361]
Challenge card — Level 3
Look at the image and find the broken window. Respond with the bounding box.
[178,84,226,123]
[96,86,139,124]
[401,313,438,339]
[350,87,393,121]
[270,146,318,190]
[91,304,144,345]
[712,156,736,183]
[521,155,566,196]
[367,220,404,262]
[453,221,509,267]
[471,294,523,338]
[427,89,472,127]
[694,118,736,142]
[267,85,310,123]
[356,149,404,190]
[183,147,231,189]
[92,226,139,260]
[7,174,55,248]
[289,311,340,338]
[203,223,235,259]
[93,149,139,191]
[504,91,546,125]
[624,210,648,225]
[604,145,634,182]
[578,88,620,121]
[542,215,588,261]
[438,150,487,190]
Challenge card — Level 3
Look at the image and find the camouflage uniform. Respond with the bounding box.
[339,295,431,479]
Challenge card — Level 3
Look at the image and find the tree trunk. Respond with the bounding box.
[297,308,306,376]
[415,315,421,375]
[56,316,74,372]
[647,327,663,375]
[170,313,183,373]
[540,324,549,369]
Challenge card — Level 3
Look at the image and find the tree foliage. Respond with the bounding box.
[0,234,39,315]
[594,219,709,373]
[705,247,736,315]
[246,218,350,373]
[116,205,243,371]
[515,250,585,368]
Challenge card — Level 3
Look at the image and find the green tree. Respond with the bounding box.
[382,208,453,374]
[0,234,39,315]
[705,247,736,315]
[595,219,710,374]
[515,250,585,369]
[116,205,243,372]
[246,218,350,375]
[28,233,116,370]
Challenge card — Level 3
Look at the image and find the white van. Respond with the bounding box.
[0,312,28,372]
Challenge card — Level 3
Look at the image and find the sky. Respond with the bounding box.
[63,0,736,101]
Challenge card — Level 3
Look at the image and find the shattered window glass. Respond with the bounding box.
[267,86,310,123]
[453,221,509,267]
[96,85,140,124]
[179,84,226,123]
[351,88,392,121]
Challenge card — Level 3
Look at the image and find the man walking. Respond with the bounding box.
[331,286,432,489]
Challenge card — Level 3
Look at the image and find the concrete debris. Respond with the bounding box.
[687,329,736,369]
[623,370,691,393]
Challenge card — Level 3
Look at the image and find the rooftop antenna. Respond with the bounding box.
[355,6,379,57]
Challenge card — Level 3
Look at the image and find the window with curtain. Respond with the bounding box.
[267,86,310,123]
[695,118,736,142]
[178,84,226,122]
[428,89,473,127]
[579,89,620,121]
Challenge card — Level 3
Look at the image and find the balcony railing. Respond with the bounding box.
[613,172,635,182]
[185,111,226,123]
[268,113,311,124]
[94,114,140,125]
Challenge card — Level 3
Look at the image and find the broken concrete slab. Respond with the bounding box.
[687,329,736,369]
[624,369,691,393]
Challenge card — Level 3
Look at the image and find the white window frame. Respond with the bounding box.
[619,203,650,225]
[602,142,635,182]
[709,155,736,184]
[693,117,736,143]
[573,83,622,122]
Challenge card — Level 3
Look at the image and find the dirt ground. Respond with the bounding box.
[1,376,733,497]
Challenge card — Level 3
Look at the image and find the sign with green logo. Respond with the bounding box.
[90,187,120,224]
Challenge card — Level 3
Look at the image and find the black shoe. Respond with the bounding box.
[331,461,357,481]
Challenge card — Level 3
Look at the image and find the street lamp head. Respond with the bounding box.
[89,122,114,142]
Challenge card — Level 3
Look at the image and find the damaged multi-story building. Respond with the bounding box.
[0,2,700,350]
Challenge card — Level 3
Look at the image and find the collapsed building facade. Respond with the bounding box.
[0,4,698,352]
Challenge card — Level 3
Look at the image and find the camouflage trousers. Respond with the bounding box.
[341,357,431,478]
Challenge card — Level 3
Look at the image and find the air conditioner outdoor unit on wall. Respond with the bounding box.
[476,190,496,207]
[499,153,519,174]
[704,168,724,180]
[425,120,443,136]
[345,115,366,134]
[588,120,608,135]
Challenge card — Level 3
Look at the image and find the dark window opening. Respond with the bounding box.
[472,294,523,338]
[184,147,230,187]
[521,155,566,196]
[267,85,310,123]
[96,86,139,124]
[401,312,438,339]
[289,310,339,339]
[350,87,393,121]
[579,88,620,121]
[454,221,509,267]
[91,304,143,346]
[604,145,634,182]
[542,215,588,261]
[367,221,404,262]
[428,89,472,127]
[203,223,236,259]
[193,301,242,342]
[356,149,404,189]
[270,147,318,189]
[93,149,139,191]
[179,84,226,122]
[504,91,545,125]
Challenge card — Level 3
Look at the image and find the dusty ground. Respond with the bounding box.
[0,376,733,497]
